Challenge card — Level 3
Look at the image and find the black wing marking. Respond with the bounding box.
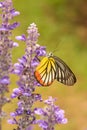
[52,56,76,86]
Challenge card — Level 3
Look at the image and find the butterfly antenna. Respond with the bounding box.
[52,49,58,54]
[52,39,62,54]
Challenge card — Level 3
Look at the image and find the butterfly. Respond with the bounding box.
[34,53,76,86]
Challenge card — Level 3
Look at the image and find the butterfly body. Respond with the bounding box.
[34,53,76,86]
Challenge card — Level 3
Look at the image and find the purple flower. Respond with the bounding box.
[36,46,46,56]
[0,27,8,31]
[0,76,10,85]
[34,108,46,115]
[37,120,48,129]
[0,2,3,8]
[16,34,26,41]
[13,42,19,47]
[10,112,17,117]
[44,96,56,105]
[10,9,20,17]
[26,125,33,130]
[31,57,39,67]
[11,88,22,98]
[8,22,20,30]
[8,119,17,125]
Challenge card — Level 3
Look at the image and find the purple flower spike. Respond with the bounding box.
[0,0,20,121]
[35,97,68,130]
[10,23,47,130]
[27,23,40,41]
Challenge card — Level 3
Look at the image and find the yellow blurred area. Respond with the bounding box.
[1,0,87,130]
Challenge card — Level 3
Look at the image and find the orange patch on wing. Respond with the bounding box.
[35,71,45,86]
[35,71,53,86]
[35,71,41,81]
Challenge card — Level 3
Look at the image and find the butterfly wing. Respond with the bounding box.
[53,56,76,86]
[34,57,56,86]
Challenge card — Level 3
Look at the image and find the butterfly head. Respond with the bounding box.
[46,52,53,57]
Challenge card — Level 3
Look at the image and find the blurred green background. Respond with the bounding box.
[2,0,87,130]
